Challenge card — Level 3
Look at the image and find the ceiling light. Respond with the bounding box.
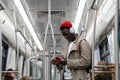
[13,0,43,51]
[74,0,87,33]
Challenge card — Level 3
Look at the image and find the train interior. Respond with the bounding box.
[0,0,120,80]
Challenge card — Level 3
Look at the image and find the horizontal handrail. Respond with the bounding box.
[94,65,119,68]
[2,71,19,73]
[15,29,33,49]
[94,71,114,73]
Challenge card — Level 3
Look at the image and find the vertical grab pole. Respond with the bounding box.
[53,66,56,80]
[84,9,90,39]
[48,0,56,57]
[47,48,51,80]
[42,0,56,79]
[42,22,49,80]
[92,9,98,80]
[115,0,119,80]
[92,6,97,80]
[48,0,56,79]
[13,5,19,78]
[35,58,38,79]
[34,46,38,79]
[0,30,2,80]
[91,0,99,80]
[25,42,28,80]
[15,30,19,77]
[92,10,96,80]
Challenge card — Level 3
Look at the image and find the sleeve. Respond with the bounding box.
[67,40,91,68]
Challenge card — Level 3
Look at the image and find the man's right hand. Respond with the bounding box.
[60,58,67,65]
[51,58,60,65]
[51,56,67,65]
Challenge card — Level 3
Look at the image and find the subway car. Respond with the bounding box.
[0,0,119,80]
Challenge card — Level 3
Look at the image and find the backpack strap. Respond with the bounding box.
[77,39,92,73]
[77,39,86,55]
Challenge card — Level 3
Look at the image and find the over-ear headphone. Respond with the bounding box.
[70,27,75,33]
[70,22,75,33]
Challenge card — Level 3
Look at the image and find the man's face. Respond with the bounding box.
[8,73,16,77]
[61,28,73,42]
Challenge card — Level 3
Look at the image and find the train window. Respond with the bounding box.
[19,50,22,58]
[99,37,110,63]
[22,57,25,76]
[30,61,33,77]
[2,41,9,70]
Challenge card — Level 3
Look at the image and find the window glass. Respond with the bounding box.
[22,57,25,76]
[99,37,110,63]
[2,41,9,70]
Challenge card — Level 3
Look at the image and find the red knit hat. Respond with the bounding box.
[60,20,72,28]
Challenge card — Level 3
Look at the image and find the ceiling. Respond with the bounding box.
[23,0,80,54]
[1,0,103,56]
[0,0,80,55]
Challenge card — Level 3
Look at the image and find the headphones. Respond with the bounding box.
[70,22,75,33]
[70,27,75,33]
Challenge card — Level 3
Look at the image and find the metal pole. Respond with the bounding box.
[15,30,19,79]
[50,55,52,80]
[32,61,34,79]
[48,0,56,57]
[91,0,99,79]
[95,66,118,68]
[92,11,95,80]
[34,46,38,79]
[84,9,90,39]
[49,21,56,57]
[29,57,36,79]
[42,22,49,80]
[94,71,114,73]
[92,6,98,80]
[36,60,38,79]
[0,30,2,80]
[115,0,119,80]
[48,0,56,79]
[48,50,51,80]
[53,66,56,80]
[25,42,28,80]
[13,6,19,79]
[2,71,18,73]
[60,70,64,80]
[15,29,33,49]
[42,0,56,79]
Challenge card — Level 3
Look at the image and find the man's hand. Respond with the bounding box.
[51,56,67,65]
[60,58,67,65]
[56,63,63,70]
[51,57,60,65]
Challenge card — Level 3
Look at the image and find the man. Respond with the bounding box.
[59,20,91,80]
[4,68,17,80]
